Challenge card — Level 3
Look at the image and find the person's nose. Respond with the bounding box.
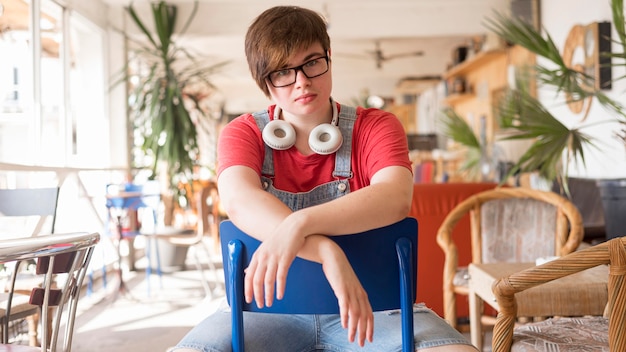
[294,68,311,86]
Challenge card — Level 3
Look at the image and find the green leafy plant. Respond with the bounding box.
[439,107,485,180]
[114,1,229,191]
[484,0,626,192]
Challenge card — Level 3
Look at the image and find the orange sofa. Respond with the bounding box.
[408,182,498,319]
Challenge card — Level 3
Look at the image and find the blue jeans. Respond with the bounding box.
[171,302,476,352]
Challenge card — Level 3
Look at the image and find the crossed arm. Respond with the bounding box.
[217,164,413,346]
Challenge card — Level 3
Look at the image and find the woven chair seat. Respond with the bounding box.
[492,238,626,352]
[511,316,608,351]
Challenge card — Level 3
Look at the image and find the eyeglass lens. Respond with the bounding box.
[269,57,329,87]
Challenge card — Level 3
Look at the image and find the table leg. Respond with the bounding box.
[469,286,484,351]
[111,216,135,301]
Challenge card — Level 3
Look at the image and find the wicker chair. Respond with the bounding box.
[492,237,626,352]
[436,187,584,331]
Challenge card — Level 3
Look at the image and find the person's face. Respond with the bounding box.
[266,43,332,118]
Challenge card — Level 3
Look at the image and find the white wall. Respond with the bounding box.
[541,0,626,179]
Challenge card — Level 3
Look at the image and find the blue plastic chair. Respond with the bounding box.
[104,181,173,296]
[220,217,418,352]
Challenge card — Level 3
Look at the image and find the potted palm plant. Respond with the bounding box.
[113,1,228,266]
[484,0,626,239]
[115,1,228,193]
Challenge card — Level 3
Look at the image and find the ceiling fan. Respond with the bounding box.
[337,40,424,69]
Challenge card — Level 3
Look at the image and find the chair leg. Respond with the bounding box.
[199,240,221,288]
[153,237,163,289]
[26,314,39,347]
[469,290,484,351]
[443,288,457,330]
[190,246,212,297]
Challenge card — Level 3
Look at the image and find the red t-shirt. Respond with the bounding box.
[217,105,412,193]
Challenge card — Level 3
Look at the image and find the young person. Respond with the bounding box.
[171,6,478,352]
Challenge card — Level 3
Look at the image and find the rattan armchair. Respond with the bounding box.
[436,187,584,330]
[492,237,626,352]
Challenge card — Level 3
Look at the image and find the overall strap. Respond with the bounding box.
[333,104,357,178]
[252,103,358,179]
[251,110,275,176]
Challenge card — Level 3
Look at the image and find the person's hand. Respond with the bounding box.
[244,223,305,308]
[321,245,374,347]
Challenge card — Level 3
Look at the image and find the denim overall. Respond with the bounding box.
[251,104,356,210]
[173,104,476,351]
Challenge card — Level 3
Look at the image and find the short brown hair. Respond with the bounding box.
[245,6,331,97]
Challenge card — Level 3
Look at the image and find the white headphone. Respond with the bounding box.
[262,99,343,155]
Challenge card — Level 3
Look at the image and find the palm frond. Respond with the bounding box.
[484,12,564,66]
[497,88,596,182]
[439,108,485,177]
[440,108,481,149]
[127,2,158,49]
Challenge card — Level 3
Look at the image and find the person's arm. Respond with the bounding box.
[218,163,413,273]
[218,164,413,259]
[218,163,412,346]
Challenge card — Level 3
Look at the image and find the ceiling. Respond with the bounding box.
[3,0,513,112]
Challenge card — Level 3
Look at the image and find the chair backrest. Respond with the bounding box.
[0,187,60,236]
[0,232,100,352]
[196,182,218,236]
[105,182,160,211]
[220,217,418,352]
[491,236,626,352]
[480,197,562,262]
[105,181,162,233]
[438,187,583,266]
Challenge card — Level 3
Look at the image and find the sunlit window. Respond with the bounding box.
[0,0,108,167]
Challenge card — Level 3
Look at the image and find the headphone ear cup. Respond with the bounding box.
[263,120,296,150]
[308,123,343,155]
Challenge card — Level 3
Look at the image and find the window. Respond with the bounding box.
[0,0,109,167]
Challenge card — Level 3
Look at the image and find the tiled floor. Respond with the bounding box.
[71,248,226,352]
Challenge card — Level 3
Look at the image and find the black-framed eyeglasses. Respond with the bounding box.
[267,56,330,88]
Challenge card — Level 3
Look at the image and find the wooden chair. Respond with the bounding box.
[220,218,418,352]
[106,181,221,297]
[491,237,626,352]
[149,183,221,297]
[0,187,60,346]
[436,187,584,331]
[0,232,100,352]
[177,180,226,251]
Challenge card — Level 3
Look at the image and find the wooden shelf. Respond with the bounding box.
[443,49,508,80]
[443,93,474,105]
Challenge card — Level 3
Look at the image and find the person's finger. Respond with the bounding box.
[366,314,374,343]
[357,313,367,346]
[275,260,290,300]
[356,299,372,347]
[244,259,258,304]
[264,260,278,307]
[347,303,359,343]
[252,260,267,308]
[338,298,348,329]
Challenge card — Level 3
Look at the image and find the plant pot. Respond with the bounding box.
[154,240,189,271]
[596,179,626,240]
